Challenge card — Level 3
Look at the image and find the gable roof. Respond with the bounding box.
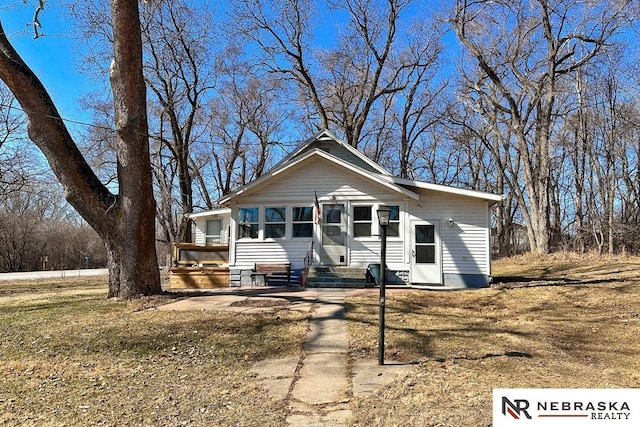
[217,148,419,205]
[272,129,390,175]
[213,129,504,207]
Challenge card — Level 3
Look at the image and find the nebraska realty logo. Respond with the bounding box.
[493,389,640,426]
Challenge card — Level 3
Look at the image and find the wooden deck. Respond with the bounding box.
[170,243,230,289]
[169,266,230,289]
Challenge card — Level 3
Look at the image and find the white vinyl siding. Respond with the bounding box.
[225,157,491,278]
[234,240,312,269]
[228,158,409,268]
[349,240,404,266]
[235,158,378,203]
[408,191,490,276]
[193,221,206,245]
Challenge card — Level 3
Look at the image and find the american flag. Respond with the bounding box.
[314,191,321,224]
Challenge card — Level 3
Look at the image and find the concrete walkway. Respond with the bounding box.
[286,291,351,425]
[159,288,417,426]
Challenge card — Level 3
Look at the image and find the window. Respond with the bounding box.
[238,207,259,239]
[415,224,435,263]
[265,207,286,238]
[387,205,400,237]
[205,219,222,244]
[292,206,313,238]
[353,205,372,237]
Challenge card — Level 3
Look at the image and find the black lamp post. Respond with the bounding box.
[376,206,390,365]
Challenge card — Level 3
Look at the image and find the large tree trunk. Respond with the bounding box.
[0,1,161,298]
[108,0,161,296]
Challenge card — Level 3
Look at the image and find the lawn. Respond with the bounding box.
[1,253,638,426]
[0,279,308,426]
[346,253,640,426]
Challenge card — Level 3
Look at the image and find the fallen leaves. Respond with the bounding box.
[0,277,306,426]
[347,253,640,426]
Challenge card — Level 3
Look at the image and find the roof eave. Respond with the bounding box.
[388,176,504,203]
[187,207,231,219]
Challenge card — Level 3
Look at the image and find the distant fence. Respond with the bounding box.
[0,268,109,281]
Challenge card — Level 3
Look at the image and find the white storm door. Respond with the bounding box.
[320,204,347,265]
[410,220,442,284]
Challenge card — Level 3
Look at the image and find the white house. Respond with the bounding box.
[188,129,503,288]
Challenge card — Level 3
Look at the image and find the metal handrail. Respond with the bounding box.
[301,240,314,287]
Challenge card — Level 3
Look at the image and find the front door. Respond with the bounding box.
[410,220,442,284]
[320,204,346,265]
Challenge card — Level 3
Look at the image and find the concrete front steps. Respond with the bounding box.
[305,266,370,288]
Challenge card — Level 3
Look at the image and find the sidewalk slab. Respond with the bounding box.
[253,356,299,401]
[156,288,318,313]
[292,353,349,405]
[154,286,418,426]
[304,304,348,353]
[287,406,352,427]
[352,359,417,398]
[292,292,350,407]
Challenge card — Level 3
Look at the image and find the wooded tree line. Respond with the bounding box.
[0,185,107,272]
[1,0,639,280]
[0,85,107,272]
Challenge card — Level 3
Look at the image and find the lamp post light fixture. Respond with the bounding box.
[376,206,390,365]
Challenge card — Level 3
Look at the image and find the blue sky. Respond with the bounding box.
[1,0,456,130]
[1,2,90,121]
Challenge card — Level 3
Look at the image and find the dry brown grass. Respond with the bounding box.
[2,254,639,427]
[0,278,307,427]
[346,254,640,426]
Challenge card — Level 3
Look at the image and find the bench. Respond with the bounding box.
[251,263,291,286]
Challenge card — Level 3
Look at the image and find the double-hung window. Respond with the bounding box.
[238,207,259,239]
[205,219,222,244]
[353,205,372,238]
[265,207,286,238]
[387,205,400,237]
[292,207,313,238]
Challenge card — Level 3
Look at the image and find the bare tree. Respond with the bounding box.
[234,0,328,128]
[0,84,30,196]
[616,102,640,253]
[0,0,160,298]
[447,103,526,255]
[451,0,631,254]
[204,65,290,198]
[141,0,219,244]
[0,188,47,272]
[359,18,448,178]
[0,178,107,272]
[584,66,637,254]
[234,0,421,148]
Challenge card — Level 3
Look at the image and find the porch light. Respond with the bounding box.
[376,206,390,365]
[377,207,391,226]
